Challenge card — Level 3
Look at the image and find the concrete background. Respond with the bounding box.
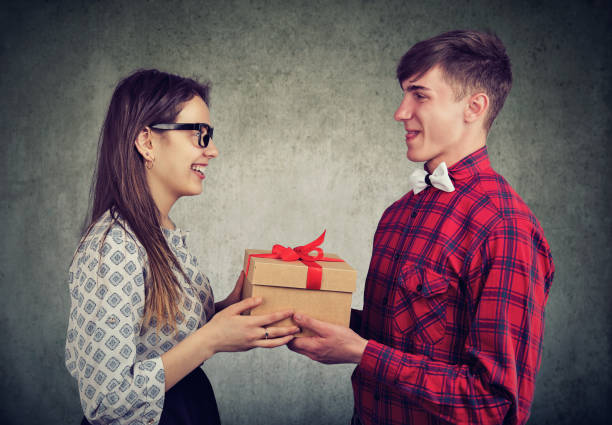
[1,0,610,423]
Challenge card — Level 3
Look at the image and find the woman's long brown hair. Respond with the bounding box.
[84,69,210,332]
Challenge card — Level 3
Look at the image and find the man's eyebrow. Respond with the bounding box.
[403,84,431,92]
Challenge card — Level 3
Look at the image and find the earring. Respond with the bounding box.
[145,154,154,170]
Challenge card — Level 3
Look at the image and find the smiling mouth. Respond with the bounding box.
[405,130,421,140]
[191,164,206,177]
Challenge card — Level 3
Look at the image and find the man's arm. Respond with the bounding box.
[290,219,554,424]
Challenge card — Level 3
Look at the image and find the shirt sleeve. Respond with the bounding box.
[65,223,165,425]
[357,217,554,425]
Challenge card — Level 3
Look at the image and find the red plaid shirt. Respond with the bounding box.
[351,147,554,425]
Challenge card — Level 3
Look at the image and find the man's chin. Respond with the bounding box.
[406,150,429,163]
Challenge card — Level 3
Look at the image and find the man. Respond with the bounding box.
[289,30,555,425]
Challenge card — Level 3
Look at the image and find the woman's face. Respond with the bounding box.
[147,95,218,209]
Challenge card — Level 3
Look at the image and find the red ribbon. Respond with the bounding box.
[245,231,344,290]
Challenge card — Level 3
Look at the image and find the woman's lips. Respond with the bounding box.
[191,164,207,179]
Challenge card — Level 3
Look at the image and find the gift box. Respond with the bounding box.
[241,233,357,337]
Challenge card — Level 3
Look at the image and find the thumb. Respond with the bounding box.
[293,313,327,336]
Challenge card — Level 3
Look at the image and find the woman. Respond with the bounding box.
[65,69,298,425]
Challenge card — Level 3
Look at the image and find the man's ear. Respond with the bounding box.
[464,92,489,124]
[134,127,155,161]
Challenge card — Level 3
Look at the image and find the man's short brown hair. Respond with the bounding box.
[397,30,512,130]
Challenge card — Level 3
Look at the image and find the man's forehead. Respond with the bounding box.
[401,66,449,92]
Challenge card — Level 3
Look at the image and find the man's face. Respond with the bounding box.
[394,65,468,171]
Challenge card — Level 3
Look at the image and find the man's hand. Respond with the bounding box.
[287,313,368,364]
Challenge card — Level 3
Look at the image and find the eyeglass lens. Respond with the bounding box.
[199,125,213,148]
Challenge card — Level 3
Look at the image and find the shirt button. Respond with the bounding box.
[108,317,117,324]
[411,211,417,218]
[416,284,423,292]
[147,419,155,424]
[394,253,400,260]
[374,392,380,401]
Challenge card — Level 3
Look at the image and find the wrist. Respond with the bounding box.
[351,337,368,364]
[196,325,218,361]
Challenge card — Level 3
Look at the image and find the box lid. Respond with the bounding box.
[244,249,356,293]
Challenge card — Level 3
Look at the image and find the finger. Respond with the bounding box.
[254,334,295,348]
[264,325,300,339]
[288,335,319,351]
[287,339,300,352]
[292,313,327,336]
[287,338,315,358]
[224,296,262,315]
[251,309,295,326]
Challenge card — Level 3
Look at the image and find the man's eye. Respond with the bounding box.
[414,92,426,100]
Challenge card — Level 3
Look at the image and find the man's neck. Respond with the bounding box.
[426,135,487,173]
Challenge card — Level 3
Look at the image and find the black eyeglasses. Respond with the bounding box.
[150,123,214,148]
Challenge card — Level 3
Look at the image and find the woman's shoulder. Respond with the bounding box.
[76,210,145,264]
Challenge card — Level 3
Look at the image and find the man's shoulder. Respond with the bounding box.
[466,169,544,232]
[379,191,413,221]
[384,191,413,212]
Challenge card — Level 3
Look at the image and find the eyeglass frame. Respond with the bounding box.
[150,123,214,148]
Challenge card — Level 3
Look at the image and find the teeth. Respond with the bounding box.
[191,165,204,174]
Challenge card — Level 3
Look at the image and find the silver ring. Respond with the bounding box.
[264,328,269,340]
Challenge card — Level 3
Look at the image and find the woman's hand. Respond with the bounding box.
[200,296,299,356]
[214,271,246,312]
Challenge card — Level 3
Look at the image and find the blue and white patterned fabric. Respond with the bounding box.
[65,211,215,425]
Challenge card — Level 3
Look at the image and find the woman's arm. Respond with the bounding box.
[161,296,298,391]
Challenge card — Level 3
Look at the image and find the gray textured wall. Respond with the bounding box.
[1,0,610,424]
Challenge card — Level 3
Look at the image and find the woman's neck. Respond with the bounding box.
[160,215,175,230]
[146,178,178,230]
[149,196,176,230]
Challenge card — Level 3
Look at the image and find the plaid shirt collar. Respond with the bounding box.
[448,145,491,181]
[423,146,492,183]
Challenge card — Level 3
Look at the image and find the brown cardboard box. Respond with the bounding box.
[241,249,357,337]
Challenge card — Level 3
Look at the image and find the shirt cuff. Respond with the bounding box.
[357,340,416,388]
[136,357,165,425]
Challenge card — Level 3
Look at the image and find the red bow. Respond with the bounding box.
[245,231,344,290]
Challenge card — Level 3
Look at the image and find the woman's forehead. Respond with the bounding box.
[176,96,210,123]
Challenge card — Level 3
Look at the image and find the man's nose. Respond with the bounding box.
[394,94,414,121]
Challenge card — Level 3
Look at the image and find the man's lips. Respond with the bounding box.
[405,130,421,141]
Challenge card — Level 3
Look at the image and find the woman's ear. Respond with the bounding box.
[134,127,155,162]
[464,92,489,124]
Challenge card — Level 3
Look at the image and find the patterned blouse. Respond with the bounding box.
[65,211,215,425]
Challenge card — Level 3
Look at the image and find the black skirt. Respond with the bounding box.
[81,367,220,425]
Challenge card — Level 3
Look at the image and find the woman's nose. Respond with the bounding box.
[204,139,219,158]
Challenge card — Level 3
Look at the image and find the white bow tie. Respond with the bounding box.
[409,162,455,195]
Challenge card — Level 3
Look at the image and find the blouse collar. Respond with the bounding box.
[162,225,190,248]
